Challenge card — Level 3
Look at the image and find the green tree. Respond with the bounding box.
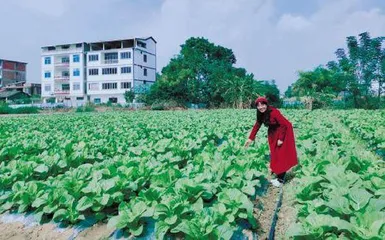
[147,37,273,108]
[124,90,135,103]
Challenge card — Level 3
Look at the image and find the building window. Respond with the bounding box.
[109,97,118,103]
[44,71,51,78]
[73,55,80,63]
[73,82,81,90]
[89,69,99,75]
[73,68,80,76]
[121,52,131,59]
[89,83,99,90]
[76,43,82,48]
[104,52,118,64]
[88,54,99,62]
[121,67,131,74]
[143,68,147,76]
[62,57,70,63]
[102,68,117,75]
[62,84,70,91]
[137,41,147,48]
[44,57,51,65]
[62,71,70,77]
[143,54,147,62]
[102,82,117,90]
[44,84,51,92]
[121,82,131,89]
[94,98,101,104]
[76,97,84,100]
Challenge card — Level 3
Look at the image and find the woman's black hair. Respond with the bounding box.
[256,103,272,126]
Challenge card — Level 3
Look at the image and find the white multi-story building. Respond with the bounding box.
[41,37,156,105]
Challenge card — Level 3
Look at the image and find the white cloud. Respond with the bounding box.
[145,0,385,91]
[277,14,312,31]
[1,0,385,92]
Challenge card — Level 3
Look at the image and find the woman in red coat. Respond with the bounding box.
[244,97,298,187]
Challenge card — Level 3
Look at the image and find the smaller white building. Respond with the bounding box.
[41,37,156,106]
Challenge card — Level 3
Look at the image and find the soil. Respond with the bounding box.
[274,177,299,240]
[255,182,281,240]
[0,217,115,240]
[76,223,115,240]
[0,221,73,240]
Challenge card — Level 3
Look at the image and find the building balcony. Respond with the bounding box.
[103,59,119,64]
[54,76,70,81]
[54,90,70,95]
[54,62,70,67]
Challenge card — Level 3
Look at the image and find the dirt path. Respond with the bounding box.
[0,221,73,240]
[75,223,114,240]
[0,216,114,240]
[274,174,299,240]
[254,183,280,239]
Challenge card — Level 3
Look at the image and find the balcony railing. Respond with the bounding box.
[103,59,118,64]
[54,62,70,67]
[54,90,70,95]
[54,76,70,81]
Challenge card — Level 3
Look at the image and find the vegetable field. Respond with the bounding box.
[0,110,384,240]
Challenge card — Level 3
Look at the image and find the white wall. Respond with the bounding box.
[133,49,156,69]
[90,94,126,104]
[87,66,134,81]
[87,80,133,95]
[136,38,156,54]
[41,56,55,97]
[133,65,156,82]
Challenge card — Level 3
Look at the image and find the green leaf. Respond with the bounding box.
[98,194,110,206]
[192,198,203,212]
[241,184,255,196]
[32,197,47,208]
[130,224,144,236]
[34,211,44,223]
[165,215,178,225]
[101,179,116,192]
[286,223,307,237]
[107,215,121,229]
[53,209,68,221]
[349,188,372,211]
[325,195,352,215]
[367,198,385,212]
[155,221,170,240]
[216,224,235,240]
[374,188,385,196]
[76,196,93,211]
[34,164,48,174]
[1,201,14,211]
[57,160,67,169]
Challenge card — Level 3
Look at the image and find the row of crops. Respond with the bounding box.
[285,110,385,239]
[0,110,272,239]
[0,109,384,239]
[338,110,385,158]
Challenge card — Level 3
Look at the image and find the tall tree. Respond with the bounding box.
[147,37,275,108]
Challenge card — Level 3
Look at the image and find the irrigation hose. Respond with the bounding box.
[268,175,285,240]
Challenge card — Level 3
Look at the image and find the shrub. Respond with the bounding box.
[76,103,96,113]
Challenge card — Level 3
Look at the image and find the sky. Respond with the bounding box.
[1,0,385,92]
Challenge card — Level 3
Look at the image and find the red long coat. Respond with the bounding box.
[248,107,298,174]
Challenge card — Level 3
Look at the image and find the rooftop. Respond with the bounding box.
[42,36,156,49]
[0,59,28,64]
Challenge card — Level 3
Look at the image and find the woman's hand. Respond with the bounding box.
[277,140,283,146]
[244,139,253,148]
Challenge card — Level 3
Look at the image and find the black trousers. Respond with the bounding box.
[277,172,286,183]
